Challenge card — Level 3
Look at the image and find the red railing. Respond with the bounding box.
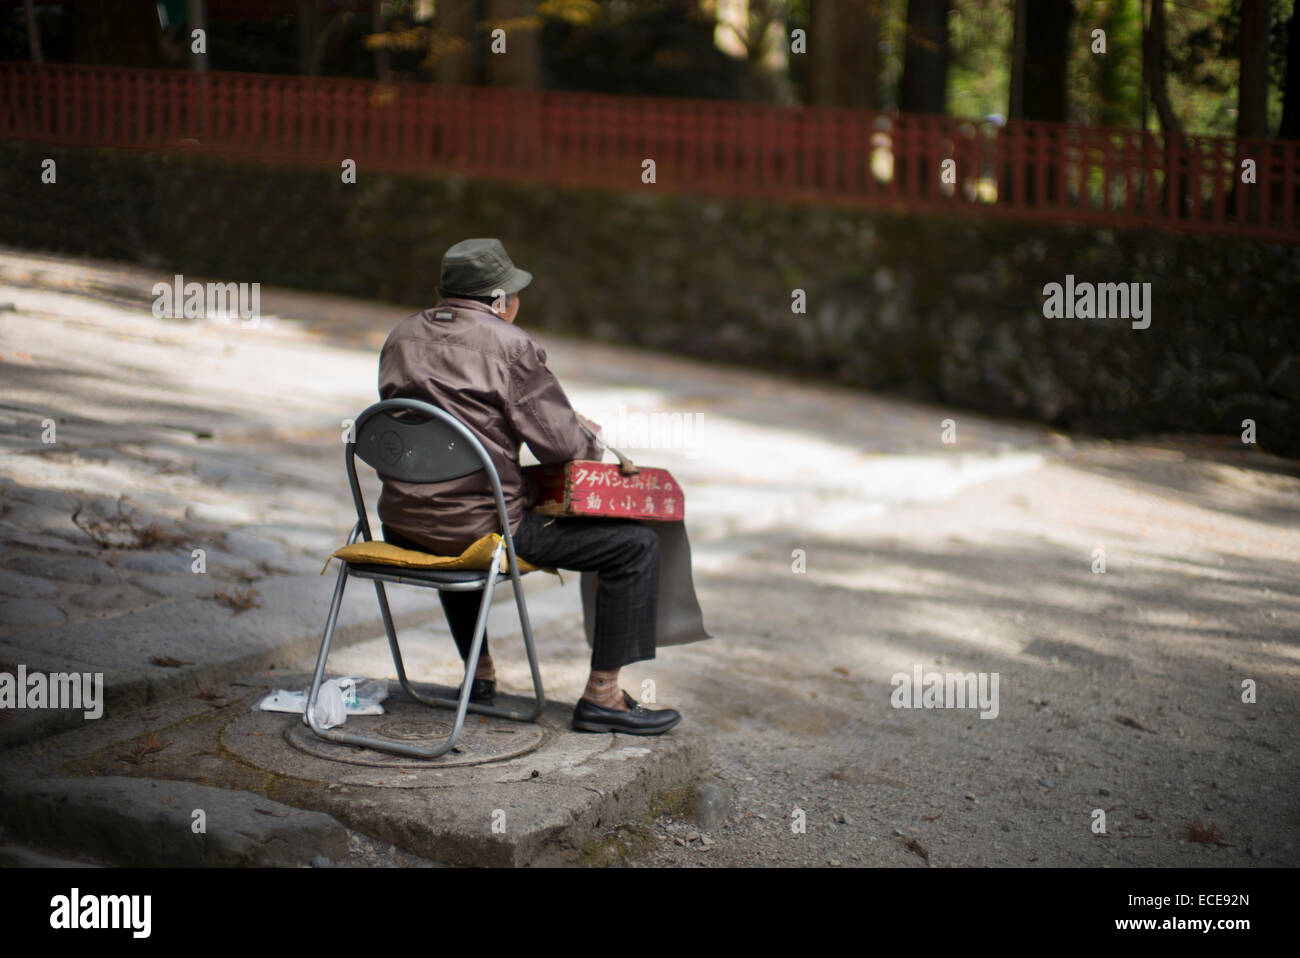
[2,62,1297,241]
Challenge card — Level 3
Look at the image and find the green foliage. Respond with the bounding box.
[1165,0,1246,134]
[1072,0,1143,128]
[948,0,1012,119]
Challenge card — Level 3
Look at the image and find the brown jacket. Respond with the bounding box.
[376,298,603,554]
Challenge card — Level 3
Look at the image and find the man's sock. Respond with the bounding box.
[582,668,627,710]
[474,651,495,682]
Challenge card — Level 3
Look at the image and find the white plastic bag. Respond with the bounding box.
[252,676,389,729]
[311,677,353,730]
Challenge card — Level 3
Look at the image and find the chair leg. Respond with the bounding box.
[307,543,548,759]
[304,561,349,737]
[398,539,545,722]
[508,554,546,719]
[373,577,416,693]
[306,561,474,759]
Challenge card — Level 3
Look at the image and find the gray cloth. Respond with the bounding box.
[581,519,713,650]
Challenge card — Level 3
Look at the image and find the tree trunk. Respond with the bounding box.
[373,0,391,81]
[187,0,208,73]
[485,0,540,88]
[1238,0,1269,139]
[1022,0,1071,123]
[1143,0,1190,218]
[809,0,879,109]
[1007,0,1072,207]
[433,0,476,85]
[1143,0,1179,133]
[310,10,355,76]
[23,0,43,63]
[1008,0,1027,119]
[298,0,320,76]
[71,0,162,67]
[898,0,949,115]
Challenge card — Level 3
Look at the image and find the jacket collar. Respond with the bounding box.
[434,297,506,322]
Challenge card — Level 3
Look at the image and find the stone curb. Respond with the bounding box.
[0,568,564,751]
[0,776,350,867]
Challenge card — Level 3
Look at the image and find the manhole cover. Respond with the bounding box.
[219,685,614,788]
[377,719,455,741]
[284,704,545,768]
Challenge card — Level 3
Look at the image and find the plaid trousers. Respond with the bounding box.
[383,509,660,671]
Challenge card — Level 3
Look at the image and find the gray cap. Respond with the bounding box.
[437,238,533,298]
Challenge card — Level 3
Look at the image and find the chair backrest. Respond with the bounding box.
[345,398,510,545]
[354,401,484,483]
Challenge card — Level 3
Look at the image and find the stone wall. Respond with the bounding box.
[3,142,1298,456]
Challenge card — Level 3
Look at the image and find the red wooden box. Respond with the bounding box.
[523,461,684,521]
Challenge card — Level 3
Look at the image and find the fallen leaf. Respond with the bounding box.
[121,732,167,764]
[150,655,188,668]
[1115,715,1153,732]
[902,837,930,864]
[211,586,260,614]
[1186,818,1230,846]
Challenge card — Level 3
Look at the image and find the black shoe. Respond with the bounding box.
[571,690,681,735]
[451,678,495,705]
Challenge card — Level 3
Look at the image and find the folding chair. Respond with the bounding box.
[306,397,545,759]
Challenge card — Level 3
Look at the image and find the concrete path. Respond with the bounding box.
[1,249,1296,867]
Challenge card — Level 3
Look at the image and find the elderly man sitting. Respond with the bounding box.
[377,238,690,734]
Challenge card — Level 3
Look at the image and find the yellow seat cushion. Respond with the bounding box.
[323,533,556,576]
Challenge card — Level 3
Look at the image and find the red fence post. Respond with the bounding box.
[1283,141,1296,236]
